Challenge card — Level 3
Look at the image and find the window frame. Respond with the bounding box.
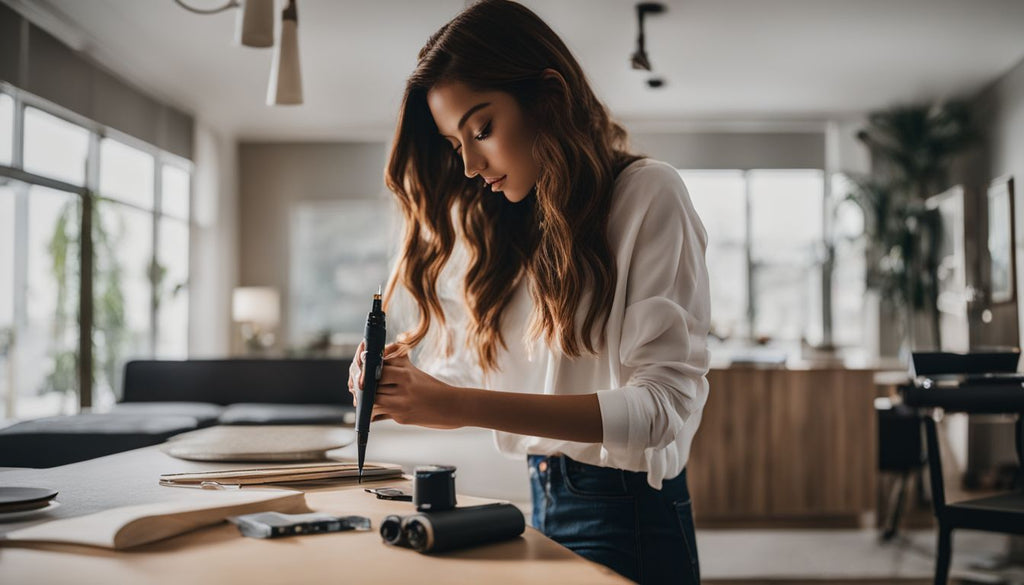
[0,81,193,415]
[679,167,840,346]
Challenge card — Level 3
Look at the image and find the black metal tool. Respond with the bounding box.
[355,285,387,483]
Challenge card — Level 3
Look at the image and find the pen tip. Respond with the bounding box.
[377,283,382,295]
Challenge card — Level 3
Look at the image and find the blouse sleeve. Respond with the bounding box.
[595,166,711,468]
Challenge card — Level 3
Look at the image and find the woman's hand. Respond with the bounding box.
[347,342,462,429]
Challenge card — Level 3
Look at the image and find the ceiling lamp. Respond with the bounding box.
[236,0,274,47]
[173,0,303,106]
[630,2,667,88]
[267,0,303,105]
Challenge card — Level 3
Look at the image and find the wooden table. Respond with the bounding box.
[0,446,630,584]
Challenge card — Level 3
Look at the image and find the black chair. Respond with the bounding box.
[877,400,926,540]
[923,414,1024,584]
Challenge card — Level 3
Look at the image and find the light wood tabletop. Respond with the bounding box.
[0,445,631,584]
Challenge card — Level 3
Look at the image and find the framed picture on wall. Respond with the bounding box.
[987,175,1016,305]
[927,185,969,352]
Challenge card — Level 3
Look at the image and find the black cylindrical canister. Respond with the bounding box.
[413,465,456,511]
[402,503,525,553]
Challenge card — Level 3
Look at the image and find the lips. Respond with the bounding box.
[484,175,507,190]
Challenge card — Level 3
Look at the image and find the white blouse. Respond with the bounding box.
[391,158,711,490]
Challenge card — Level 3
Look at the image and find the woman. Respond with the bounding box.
[349,1,710,583]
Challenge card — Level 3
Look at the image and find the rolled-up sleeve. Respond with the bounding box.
[596,168,711,476]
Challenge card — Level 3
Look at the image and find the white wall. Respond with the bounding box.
[188,121,238,357]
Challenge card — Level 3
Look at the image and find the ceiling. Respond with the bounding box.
[11,0,1024,141]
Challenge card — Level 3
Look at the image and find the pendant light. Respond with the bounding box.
[236,0,275,48]
[267,0,303,105]
[175,0,303,106]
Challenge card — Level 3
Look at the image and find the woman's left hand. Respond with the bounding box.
[373,343,463,429]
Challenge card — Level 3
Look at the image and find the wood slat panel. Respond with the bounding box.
[769,369,876,516]
[689,368,876,523]
[690,368,771,518]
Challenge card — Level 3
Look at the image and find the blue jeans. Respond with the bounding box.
[528,455,700,584]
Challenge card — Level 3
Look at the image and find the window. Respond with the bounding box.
[0,183,15,419]
[680,168,852,347]
[94,138,157,406]
[155,164,191,359]
[0,88,192,418]
[681,170,748,340]
[93,200,154,406]
[23,107,90,186]
[100,138,155,209]
[749,170,825,342]
[0,93,13,166]
[830,173,866,348]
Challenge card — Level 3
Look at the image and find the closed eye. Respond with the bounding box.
[452,120,491,154]
[451,121,492,155]
[474,121,492,141]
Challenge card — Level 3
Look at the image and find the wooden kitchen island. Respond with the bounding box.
[687,366,878,527]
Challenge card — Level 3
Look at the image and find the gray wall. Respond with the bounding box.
[0,3,193,159]
[237,142,389,350]
[956,56,1024,350]
[630,131,826,170]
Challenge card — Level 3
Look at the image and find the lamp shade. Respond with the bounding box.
[232,287,280,326]
[267,0,303,105]
[236,0,275,48]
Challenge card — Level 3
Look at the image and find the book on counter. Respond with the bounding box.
[0,489,309,550]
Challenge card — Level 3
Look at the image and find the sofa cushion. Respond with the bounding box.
[0,413,200,468]
[218,403,353,426]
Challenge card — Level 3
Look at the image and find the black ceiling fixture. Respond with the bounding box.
[630,2,667,72]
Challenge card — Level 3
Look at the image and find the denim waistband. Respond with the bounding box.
[528,453,648,478]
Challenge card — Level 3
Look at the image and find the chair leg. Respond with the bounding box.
[883,472,911,541]
[934,523,952,585]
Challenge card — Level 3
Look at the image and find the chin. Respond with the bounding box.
[502,187,530,203]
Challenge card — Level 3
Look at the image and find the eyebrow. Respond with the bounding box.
[457,102,491,131]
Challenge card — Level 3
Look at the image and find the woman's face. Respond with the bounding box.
[427,82,539,203]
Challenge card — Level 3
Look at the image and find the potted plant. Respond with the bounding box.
[846,102,975,353]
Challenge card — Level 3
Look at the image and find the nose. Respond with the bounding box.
[461,144,486,179]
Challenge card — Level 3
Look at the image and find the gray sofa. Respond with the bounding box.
[0,358,354,468]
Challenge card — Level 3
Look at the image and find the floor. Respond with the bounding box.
[699,528,1022,582]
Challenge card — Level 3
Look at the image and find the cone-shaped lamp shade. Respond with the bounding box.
[267,0,303,105]
[236,0,275,48]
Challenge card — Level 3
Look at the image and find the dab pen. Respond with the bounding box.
[356,285,387,483]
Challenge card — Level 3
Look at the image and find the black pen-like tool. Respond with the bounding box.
[356,285,387,483]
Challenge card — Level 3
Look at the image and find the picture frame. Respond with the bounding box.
[926,185,969,352]
[986,175,1016,305]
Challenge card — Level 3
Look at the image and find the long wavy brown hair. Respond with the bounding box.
[384,0,640,371]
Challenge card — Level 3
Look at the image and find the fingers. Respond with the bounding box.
[355,340,366,367]
[376,364,407,387]
[348,359,362,392]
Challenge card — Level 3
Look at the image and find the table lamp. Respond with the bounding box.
[232,287,280,354]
